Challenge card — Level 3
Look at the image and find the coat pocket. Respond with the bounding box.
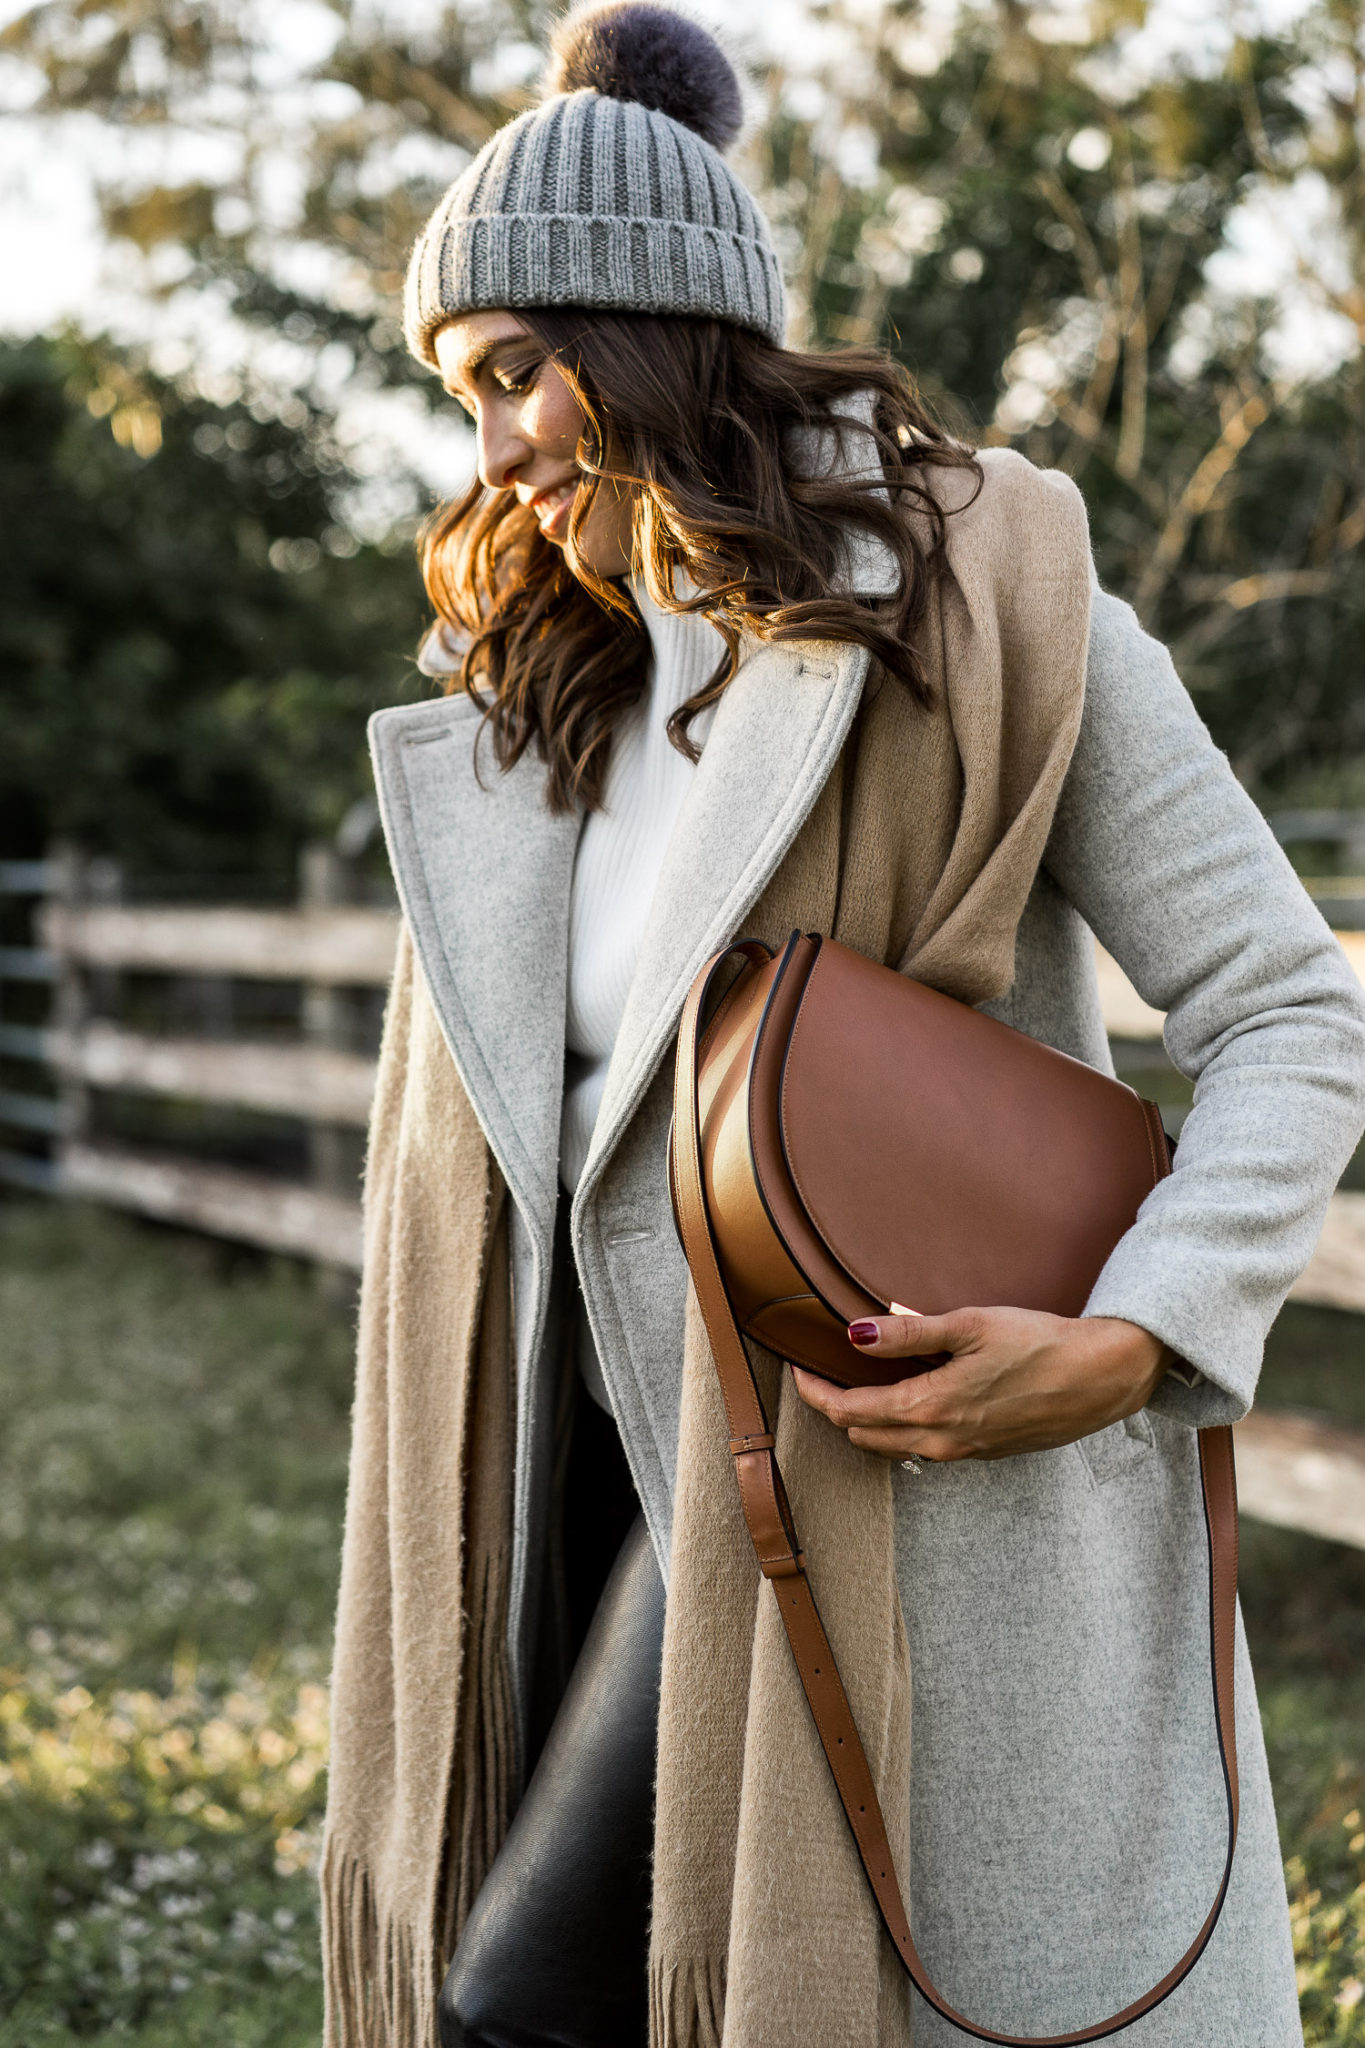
[1076,1409,1156,1486]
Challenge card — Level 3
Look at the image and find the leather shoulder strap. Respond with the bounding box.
[672,942,1241,2046]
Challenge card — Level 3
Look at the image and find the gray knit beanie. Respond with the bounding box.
[403,1,786,366]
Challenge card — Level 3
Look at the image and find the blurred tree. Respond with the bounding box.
[0,334,424,875]
[2,0,1362,824]
[0,0,537,872]
[760,0,1365,791]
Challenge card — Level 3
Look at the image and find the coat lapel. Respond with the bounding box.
[369,692,578,1251]
[575,636,870,1202]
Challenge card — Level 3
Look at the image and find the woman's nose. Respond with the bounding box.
[477,412,527,492]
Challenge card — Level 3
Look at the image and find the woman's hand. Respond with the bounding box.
[790,1308,1169,1464]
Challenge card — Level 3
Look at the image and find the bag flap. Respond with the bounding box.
[777,941,1165,1319]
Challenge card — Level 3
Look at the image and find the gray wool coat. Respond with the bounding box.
[369,574,1365,2046]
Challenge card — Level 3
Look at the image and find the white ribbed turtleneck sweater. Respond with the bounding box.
[559,582,724,1193]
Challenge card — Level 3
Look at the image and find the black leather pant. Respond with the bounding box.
[438,1510,665,2047]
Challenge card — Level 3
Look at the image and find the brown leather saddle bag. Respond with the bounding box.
[670,929,1239,2047]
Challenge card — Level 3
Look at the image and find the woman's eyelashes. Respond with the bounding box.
[445,354,542,419]
[492,352,543,397]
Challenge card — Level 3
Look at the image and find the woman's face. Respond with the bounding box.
[434,310,635,580]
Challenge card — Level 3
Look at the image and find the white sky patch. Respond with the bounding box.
[469,38,543,97]
[255,0,345,81]
[1207,172,1361,382]
[1066,125,1112,172]
[1028,6,1094,47]
[350,128,468,200]
[1089,0,1317,92]
[0,117,106,334]
[334,382,474,538]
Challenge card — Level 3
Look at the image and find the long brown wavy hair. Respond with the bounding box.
[419,311,979,813]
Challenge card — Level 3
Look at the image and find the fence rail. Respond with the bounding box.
[1097,934,1365,1042]
[0,848,389,1253]
[46,1024,377,1125]
[1235,1409,1365,1552]
[60,1142,364,1267]
[37,902,398,985]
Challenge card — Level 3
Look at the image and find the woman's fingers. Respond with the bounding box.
[845,1308,983,1359]
[790,1361,946,1432]
[843,1424,964,1462]
[789,1310,991,1434]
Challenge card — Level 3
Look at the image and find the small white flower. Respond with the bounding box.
[159,1894,202,1920]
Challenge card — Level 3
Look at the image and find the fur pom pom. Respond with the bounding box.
[545,2,744,152]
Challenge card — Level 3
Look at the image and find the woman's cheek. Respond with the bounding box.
[528,376,587,455]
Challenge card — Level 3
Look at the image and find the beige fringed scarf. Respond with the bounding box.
[321,930,517,2047]
[321,448,1093,2048]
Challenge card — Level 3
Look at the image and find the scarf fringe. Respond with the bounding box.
[322,1838,437,2048]
[650,1956,727,2048]
[440,1543,516,1956]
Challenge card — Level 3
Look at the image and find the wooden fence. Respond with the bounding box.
[0,851,390,1266]
[3,837,1365,1549]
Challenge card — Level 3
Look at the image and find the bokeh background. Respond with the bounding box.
[1,1,1364,2042]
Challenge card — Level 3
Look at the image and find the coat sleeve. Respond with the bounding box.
[1044,586,1365,1427]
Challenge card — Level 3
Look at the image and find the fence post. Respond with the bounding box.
[49,844,91,1173]
[1346,816,1365,876]
[299,843,359,1288]
[0,856,61,1189]
[51,847,126,1176]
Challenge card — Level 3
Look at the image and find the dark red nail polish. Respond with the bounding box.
[848,1320,880,1348]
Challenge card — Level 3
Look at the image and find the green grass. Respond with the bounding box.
[0,1200,353,2044]
[0,1200,1363,2038]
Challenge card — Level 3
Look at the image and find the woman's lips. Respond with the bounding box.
[532,480,577,541]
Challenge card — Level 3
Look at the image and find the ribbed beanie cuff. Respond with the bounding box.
[407,191,786,367]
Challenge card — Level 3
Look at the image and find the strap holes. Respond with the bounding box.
[837,1736,843,1745]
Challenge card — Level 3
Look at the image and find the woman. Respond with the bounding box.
[321,7,1365,2047]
